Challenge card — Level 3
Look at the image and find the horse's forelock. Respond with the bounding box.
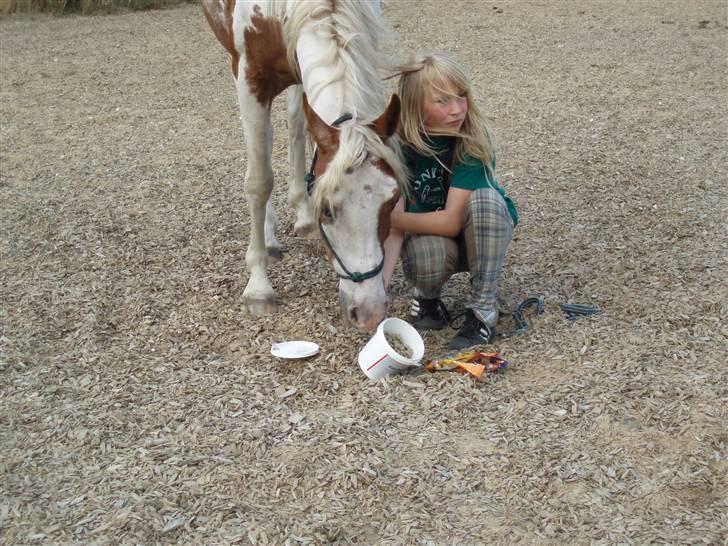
[312,125,407,220]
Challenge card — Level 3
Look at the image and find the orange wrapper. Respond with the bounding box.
[425,351,508,379]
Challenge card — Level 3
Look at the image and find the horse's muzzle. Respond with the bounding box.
[340,290,386,332]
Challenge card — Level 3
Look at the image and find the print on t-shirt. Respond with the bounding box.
[414,166,446,211]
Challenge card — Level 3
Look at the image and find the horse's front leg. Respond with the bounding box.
[238,90,277,315]
[264,185,282,263]
[286,85,316,238]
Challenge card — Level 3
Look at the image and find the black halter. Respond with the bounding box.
[304,113,385,284]
[303,113,353,194]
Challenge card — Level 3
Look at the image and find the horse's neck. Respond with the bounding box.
[292,4,385,127]
[296,31,347,126]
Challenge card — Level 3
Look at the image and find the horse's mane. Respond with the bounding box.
[282,1,406,215]
[283,0,388,121]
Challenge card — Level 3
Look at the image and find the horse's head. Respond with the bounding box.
[303,95,404,332]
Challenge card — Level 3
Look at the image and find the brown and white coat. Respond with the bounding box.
[202,0,405,330]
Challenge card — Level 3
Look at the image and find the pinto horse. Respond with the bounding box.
[202,0,405,331]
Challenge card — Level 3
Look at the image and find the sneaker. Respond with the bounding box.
[410,297,450,331]
[449,309,495,350]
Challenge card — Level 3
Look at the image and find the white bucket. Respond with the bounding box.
[358,317,425,380]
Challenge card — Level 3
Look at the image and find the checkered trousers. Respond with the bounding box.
[401,188,514,326]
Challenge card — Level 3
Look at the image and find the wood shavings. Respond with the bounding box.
[0,2,726,545]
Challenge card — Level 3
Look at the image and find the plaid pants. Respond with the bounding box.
[401,188,514,326]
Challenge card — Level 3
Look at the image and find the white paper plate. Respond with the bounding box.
[271,341,320,359]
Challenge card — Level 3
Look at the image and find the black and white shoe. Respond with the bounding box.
[449,309,495,350]
[410,297,451,331]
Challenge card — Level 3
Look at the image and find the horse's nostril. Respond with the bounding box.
[348,306,359,324]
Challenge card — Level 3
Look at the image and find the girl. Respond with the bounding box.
[383,52,518,350]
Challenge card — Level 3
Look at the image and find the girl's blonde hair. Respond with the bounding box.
[394,52,496,175]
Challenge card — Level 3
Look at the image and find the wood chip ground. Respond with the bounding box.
[1,1,726,544]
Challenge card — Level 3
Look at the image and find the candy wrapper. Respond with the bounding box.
[425,351,508,379]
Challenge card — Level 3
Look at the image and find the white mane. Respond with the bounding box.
[284,0,390,121]
[278,1,405,215]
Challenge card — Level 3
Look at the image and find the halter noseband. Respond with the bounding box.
[305,112,385,284]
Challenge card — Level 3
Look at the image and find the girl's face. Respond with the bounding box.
[421,82,468,134]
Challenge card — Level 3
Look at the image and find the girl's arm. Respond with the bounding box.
[390,187,471,238]
[382,197,405,288]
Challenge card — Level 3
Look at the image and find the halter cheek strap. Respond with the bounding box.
[318,223,385,283]
[305,112,384,284]
[304,113,354,194]
[304,146,318,195]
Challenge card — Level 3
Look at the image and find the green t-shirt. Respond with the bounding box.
[404,136,519,226]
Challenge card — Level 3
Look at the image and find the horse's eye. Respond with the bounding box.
[321,205,334,222]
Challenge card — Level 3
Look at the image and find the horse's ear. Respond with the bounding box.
[370,94,400,139]
[303,93,339,152]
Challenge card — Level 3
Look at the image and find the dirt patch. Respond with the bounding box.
[1,1,726,544]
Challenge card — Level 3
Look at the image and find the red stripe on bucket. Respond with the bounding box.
[366,354,388,372]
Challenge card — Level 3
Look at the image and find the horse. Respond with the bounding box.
[201,0,406,332]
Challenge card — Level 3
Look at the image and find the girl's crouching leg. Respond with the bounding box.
[401,234,458,299]
[463,188,514,326]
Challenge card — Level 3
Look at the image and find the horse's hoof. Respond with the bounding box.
[242,295,277,316]
[293,222,317,239]
[267,247,283,264]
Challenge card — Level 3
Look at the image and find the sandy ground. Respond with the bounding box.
[1,1,726,544]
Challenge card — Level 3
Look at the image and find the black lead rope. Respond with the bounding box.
[305,112,384,284]
[496,297,599,338]
[559,303,599,321]
[497,296,545,339]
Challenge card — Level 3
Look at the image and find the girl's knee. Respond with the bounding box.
[467,188,512,226]
[402,235,456,288]
[470,188,506,209]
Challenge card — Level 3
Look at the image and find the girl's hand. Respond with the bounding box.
[391,187,471,238]
[382,197,405,288]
